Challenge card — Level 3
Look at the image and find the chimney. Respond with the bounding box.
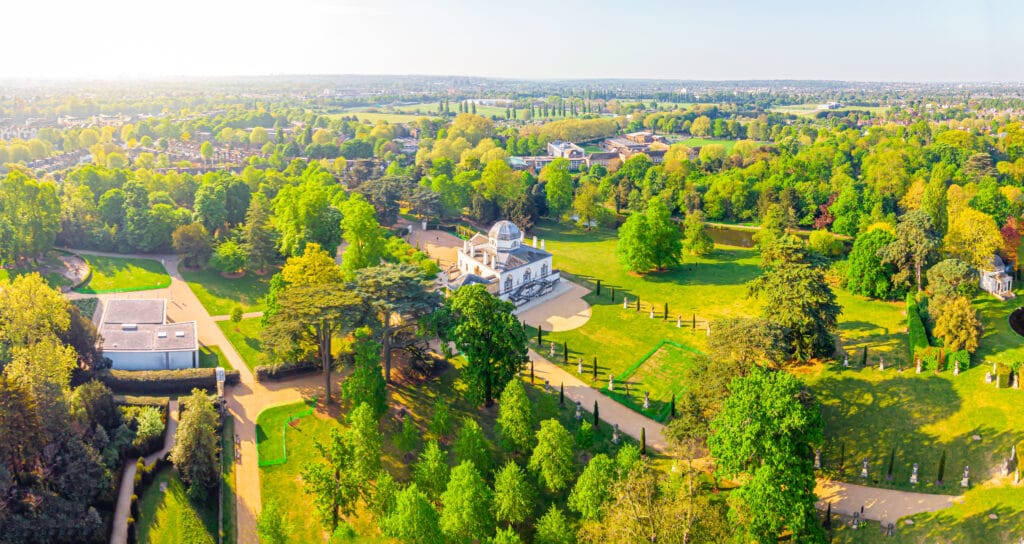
[541,240,546,251]
[533,235,538,248]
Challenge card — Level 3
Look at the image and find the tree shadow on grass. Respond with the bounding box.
[814,374,1019,495]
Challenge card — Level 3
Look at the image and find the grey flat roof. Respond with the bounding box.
[101,299,165,324]
[101,322,198,352]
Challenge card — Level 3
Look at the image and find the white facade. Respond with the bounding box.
[106,349,197,371]
[450,221,559,305]
[980,254,1015,300]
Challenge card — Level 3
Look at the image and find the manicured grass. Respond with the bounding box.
[180,266,276,316]
[800,288,1024,496]
[603,341,701,421]
[221,417,237,544]
[0,268,72,288]
[198,345,228,369]
[136,466,218,544]
[769,103,890,117]
[255,399,317,465]
[75,255,170,293]
[217,318,264,371]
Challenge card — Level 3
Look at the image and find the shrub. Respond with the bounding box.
[210,240,246,274]
[576,419,594,449]
[907,293,930,362]
[995,362,1012,388]
[93,368,239,394]
[253,360,320,382]
[120,405,166,457]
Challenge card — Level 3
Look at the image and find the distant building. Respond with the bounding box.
[546,140,586,170]
[446,221,559,306]
[98,299,199,370]
[979,255,1015,300]
[393,137,419,154]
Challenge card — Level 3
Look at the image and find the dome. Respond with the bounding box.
[488,220,522,242]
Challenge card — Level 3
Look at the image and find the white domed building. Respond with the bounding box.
[446,220,559,305]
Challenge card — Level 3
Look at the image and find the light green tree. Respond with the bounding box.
[440,461,494,542]
[497,379,534,453]
[528,419,575,493]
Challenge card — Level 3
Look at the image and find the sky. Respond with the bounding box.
[5,0,1023,81]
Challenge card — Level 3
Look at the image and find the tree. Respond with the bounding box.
[273,178,343,256]
[932,295,983,352]
[748,235,840,361]
[616,198,681,272]
[193,180,227,233]
[528,419,575,493]
[346,402,383,481]
[209,240,246,274]
[945,207,1002,268]
[0,172,61,264]
[200,141,213,163]
[568,453,615,520]
[879,210,941,292]
[492,460,534,528]
[340,330,387,419]
[845,228,901,300]
[440,461,495,542]
[453,418,492,475]
[341,193,386,277]
[381,484,444,544]
[708,368,824,543]
[302,428,362,533]
[170,389,220,499]
[434,284,528,406]
[927,258,976,298]
[497,379,534,453]
[413,440,450,503]
[240,193,278,274]
[534,505,575,544]
[280,242,343,286]
[172,223,213,268]
[261,282,366,404]
[355,263,439,383]
[706,317,788,368]
[256,500,291,544]
[542,159,574,218]
[682,211,714,256]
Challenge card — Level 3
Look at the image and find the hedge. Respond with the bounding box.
[117,396,171,458]
[949,350,970,373]
[93,368,239,395]
[995,362,1012,388]
[917,347,942,372]
[907,293,930,362]
[254,360,322,382]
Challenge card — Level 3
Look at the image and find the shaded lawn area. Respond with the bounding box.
[221,417,236,544]
[71,297,99,320]
[179,266,276,316]
[198,345,228,369]
[136,466,217,544]
[258,356,647,543]
[0,268,72,289]
[217,318,264,371]
[75,255,169,293]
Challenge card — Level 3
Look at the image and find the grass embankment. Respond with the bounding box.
[75,255,170,293]
[180,266,275,316]
[135,466,218,544]
[217,318,264,371]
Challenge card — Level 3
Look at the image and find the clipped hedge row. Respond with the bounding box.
[948,350,970,372]
[254,360,322,382]
[907,293,930,362]
[93,368,239,395]
[996,362,1013,388]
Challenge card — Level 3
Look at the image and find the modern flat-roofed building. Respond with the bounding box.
[98,299,199,370]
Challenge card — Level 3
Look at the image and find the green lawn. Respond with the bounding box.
[136,466,218,544]
[180,266,275,316]
[0,268,72,288]
[217,318,264,371]
[221,417,237,544]
[769,104,890,117]
[198,345,228,369]
[75,255,170,293]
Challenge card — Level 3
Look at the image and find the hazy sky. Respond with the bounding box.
[6,0,1022,81]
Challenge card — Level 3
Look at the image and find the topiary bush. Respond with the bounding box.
[996,362,1012,388]
[907,293,930,362]
[949,350,970,373]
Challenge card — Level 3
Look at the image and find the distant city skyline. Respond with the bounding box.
[7,0,1023,82]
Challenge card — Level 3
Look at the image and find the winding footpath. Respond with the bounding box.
[64,243,961,543]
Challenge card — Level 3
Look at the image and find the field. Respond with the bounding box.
[75,255,170,293]
[135,466,218,544]
[769,104,890,117]
[180,266,275,316]
[606,341,701,421]
[258,356,643,543]
[217,318,264,371]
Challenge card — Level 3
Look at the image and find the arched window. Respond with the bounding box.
[540,263,548,277]
[504,275,513,293]
[523,269,532,284]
